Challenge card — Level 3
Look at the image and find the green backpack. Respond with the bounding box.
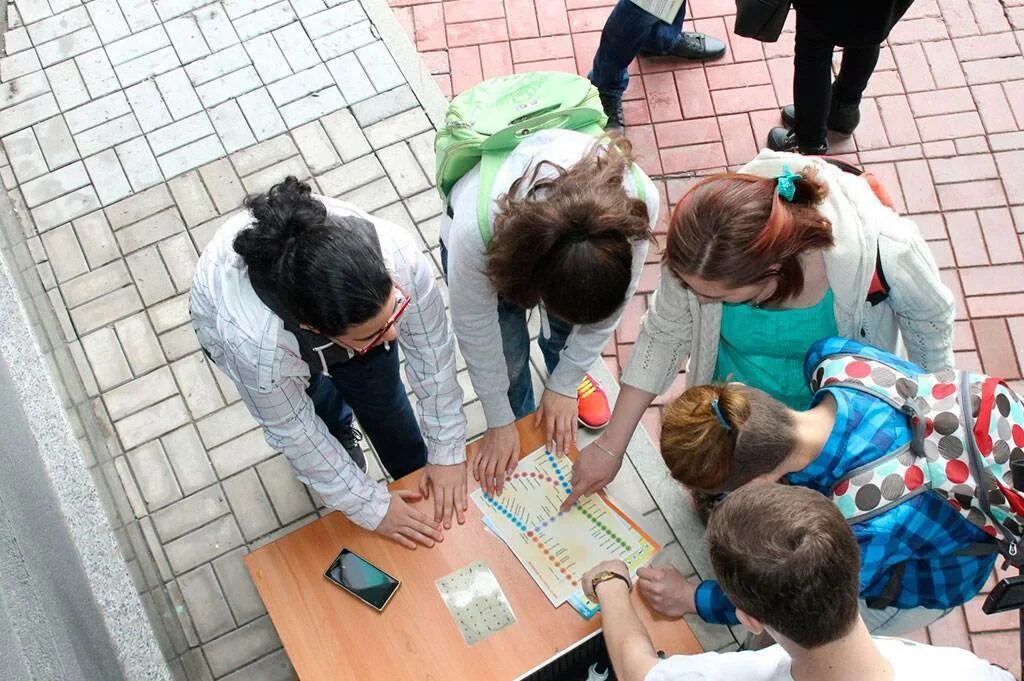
[434,71,646,243]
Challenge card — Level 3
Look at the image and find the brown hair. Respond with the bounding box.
[707,482,862,648]
[665,169,834,305]
[660,384,796,493]
[486,135,652,325]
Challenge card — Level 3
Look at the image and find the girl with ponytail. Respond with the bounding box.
[563,150,954,510]
[645,338,996,638]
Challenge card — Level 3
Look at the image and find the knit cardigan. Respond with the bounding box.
[620,149,955,397]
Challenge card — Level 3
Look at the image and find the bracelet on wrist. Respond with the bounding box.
[592,440,624,459]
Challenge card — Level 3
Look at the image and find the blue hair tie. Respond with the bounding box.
[710,398,732,432]
[776,165,801,202]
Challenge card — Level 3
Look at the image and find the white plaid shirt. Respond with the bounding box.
[190,196,466,530]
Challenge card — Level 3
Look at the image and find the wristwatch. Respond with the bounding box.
[590,570,632,595]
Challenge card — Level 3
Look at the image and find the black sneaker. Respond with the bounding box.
[338,427,367,473]
[766,127,828,155]
[781,99,861,135]
[639,32,727,61]
[599,91,625,133]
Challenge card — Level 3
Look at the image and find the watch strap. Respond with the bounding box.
[591,570,631,594]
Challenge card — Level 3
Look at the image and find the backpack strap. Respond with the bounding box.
[814,158,892,305]
[476,147,514,245]
[864,562,905,610]
[831,444,929,523]
[866,246,890,306]
[963,372,1024,553]
[811,352,917,413]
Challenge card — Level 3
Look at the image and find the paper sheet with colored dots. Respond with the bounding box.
[471,447,660,608]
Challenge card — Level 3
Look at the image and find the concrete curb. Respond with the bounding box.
[362,0,449,126]
[0,186,170,679]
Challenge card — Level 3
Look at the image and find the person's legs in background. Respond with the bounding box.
[589,1,665,131]
[831,42,881,119]
[589,0,725,132]
[767,13,834,154]
[329,343,427,480]
[771,13,881,154]
[306,373,368,472]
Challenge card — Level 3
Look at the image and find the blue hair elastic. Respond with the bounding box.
[710,398,732,432]
[776,165,801,202]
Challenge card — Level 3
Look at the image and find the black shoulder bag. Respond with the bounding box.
[734,0,792,43]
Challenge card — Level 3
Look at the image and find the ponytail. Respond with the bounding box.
[665,168,834,305]
[660,383,796,493]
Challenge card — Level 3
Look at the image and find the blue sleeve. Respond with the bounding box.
[694,581,741,626]
[804,336,924,382]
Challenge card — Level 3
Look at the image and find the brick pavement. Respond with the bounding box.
[386,0,1024,672]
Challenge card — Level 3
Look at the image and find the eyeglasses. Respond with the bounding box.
[339,283,411,356]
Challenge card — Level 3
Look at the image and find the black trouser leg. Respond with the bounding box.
[792,15,836,147]
[832,43,881,106]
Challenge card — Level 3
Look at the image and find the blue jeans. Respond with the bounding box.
[306,341,427,480]
[588,0,687,98]
[439,242,572,420]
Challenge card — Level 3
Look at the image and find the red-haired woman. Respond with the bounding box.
[562,149,954,508]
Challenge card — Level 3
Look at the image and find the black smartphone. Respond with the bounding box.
[982,575,1024,614]
[324,548,401,612]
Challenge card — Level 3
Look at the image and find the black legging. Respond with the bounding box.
[793,12,881,146]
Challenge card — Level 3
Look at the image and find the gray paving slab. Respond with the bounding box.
[0,0,733,677]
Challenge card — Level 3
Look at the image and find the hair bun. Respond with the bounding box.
[234,176,326,274]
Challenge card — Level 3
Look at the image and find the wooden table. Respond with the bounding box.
[245,416,703,680]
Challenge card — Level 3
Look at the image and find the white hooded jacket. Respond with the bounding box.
[621,149,955,397]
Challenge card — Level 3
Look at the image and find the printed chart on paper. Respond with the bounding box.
[471,447,659,607]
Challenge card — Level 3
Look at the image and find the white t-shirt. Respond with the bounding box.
[645,637,1014,681]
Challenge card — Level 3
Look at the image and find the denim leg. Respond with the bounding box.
[638,0,687,53]
[497,299,537,419]
[589,0,666,97]
[306,372,355,432]
[328,343,427,481]
[537,311,573,377]
[443,239,534,418]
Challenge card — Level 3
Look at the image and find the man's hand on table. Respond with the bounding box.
[376,490,444,549]
[535,388,577,457]
[475,423,520,496]
[637,564,698,618]
[419,462,468,529]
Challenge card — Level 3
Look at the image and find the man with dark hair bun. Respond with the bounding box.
[190,177,467,548]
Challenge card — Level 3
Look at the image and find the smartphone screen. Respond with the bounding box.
[324,549,400,611]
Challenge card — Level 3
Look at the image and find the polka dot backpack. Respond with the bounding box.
[810,337,1024,565]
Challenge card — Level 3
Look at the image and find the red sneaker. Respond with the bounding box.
[577,374,611,429]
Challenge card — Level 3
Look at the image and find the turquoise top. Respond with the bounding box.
[713,289,839,410]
